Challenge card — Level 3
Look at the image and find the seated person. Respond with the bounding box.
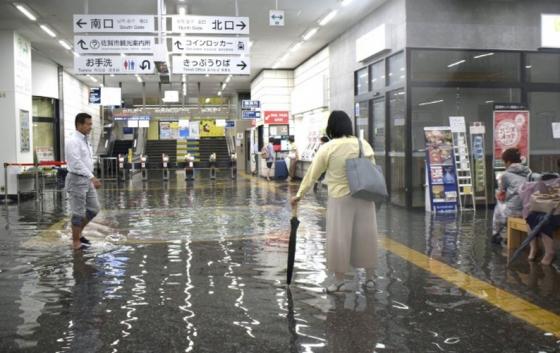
[491,148,531,244]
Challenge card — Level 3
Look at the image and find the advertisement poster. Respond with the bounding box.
[493,110,529,168]
[20,110,30,152]
[470,123,486,194]
[199,119,225,137]
[188,121,200,140]
[159,121,179,140]
[425,127,459,213]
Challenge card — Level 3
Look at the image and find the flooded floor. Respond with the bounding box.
[1,172,559,353]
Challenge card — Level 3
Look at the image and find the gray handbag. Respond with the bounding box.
[345,139,388,203]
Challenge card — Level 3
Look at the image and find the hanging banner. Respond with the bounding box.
[424,127,459,213]
[470,123,487,194]
[493,110,529,168]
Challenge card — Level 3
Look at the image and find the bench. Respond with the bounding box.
[507,217,560,259]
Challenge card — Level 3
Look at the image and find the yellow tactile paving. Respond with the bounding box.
[380,237,560,337]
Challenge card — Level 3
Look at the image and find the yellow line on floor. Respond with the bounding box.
[380,237,560,337]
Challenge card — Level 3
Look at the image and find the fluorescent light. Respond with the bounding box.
[110,74,115,77]
[341,0,352,6]
[182,74,186,83]
[39,24,56,38]
[205,98,210,103]
[419,99,444,106]
[178,6,186,15]
[86,75,98,83]
[525,65,532,69]
[289,41,303,53]
[319,9,338,26]
[249,41,254,48]
[485,100,494,104]
[120,53,126,58]
[473,52,494,59]
[205,74,209,77]
[58,40,71,50]
[447,60,465,68]
[221,83,227,90]
[182,83,187,96]
[217,91,222,96]
[302,27,319,41]
[135,74,142,83]
[14,3,37,21]
[225,75,231,83]
[72,51,80,57]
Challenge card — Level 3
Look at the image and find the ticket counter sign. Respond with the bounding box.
[493,110,529,168]
[171,55,250,75]
[424,127,459,213]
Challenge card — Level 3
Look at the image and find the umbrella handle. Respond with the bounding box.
[292,204,298,218]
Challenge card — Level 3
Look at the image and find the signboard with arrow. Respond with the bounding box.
[170,36,249,55]
[269,10,285,26]
[74,55,155,74]
[171,55,250,75]
[73,15,155,33]
[170,15,249,34]
[74,36,154,54]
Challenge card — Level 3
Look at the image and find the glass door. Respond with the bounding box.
[388,89,407,206]
[355,101,370,142]
[371,98,386,176]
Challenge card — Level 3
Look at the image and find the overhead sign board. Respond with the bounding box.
[269,10,285,26]
[171,55,250,75]
[241,100,260,109]
[170,36,249,55]
[74,55,155,74]
[170,15,249,34]
[242,110,261,119]
[264,111,289,125]
[73,15,155,33]
[541,14,560,48]
[74,35,154,53]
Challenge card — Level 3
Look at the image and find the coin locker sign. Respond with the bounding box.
[170,36,250,55]
[73,15,155,33]
[170,15,249,34]
[74,36,154,53]
[74,56,155,74]
[171,56,250,75]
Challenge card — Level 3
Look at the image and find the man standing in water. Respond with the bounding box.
[65,113,102,250]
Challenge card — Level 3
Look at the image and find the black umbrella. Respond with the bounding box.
[508,200,560,266]
[287,205,300,285]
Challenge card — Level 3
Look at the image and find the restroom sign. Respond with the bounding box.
[74,55,155,74]
[73,15,155,33]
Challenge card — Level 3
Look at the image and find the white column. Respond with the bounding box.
[0,31,33,195]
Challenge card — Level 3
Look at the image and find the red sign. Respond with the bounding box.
[493,110,529,168]
[264,111,289,125]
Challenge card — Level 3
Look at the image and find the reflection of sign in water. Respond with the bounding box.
[493,110,529,168]
[20,110,30,153]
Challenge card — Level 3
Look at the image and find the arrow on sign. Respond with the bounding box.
[76,18,87,28]
[236,21,247,30]
[174,41,184,50]
[77,39,88,50]
[139,60,151,70]
[271,15,284,20]
[236,61,247,70]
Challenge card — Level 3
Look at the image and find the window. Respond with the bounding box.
[356,101,370,142]
[411,50,520,83]
[370,61,385,92]
[356,67,369,95]
[388,52,406,86]
[528,92,560,171]
[525,53,560,83]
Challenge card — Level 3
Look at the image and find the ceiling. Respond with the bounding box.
[0,0,386,101]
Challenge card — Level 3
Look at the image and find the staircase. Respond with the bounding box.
[198,137,230,168]
[177,140,201,165]
[145,140,177,168]
[112,140,134,157]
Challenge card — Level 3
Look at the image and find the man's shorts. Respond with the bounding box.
[65,173,100,217]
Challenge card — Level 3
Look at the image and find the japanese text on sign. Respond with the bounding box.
[170,15,249,34]
[74,36,154,53]
[171,56,250,75]
[170,36,249,54]
[74,56,154,74]
[74,15,155,33]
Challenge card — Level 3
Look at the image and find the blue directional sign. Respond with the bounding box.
[241,100,260,110]
[242,110,261,119]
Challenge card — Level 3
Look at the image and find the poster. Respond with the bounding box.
[19,110,30,152]
[470,123,486,194]
[199,119,225,137]
[493,111,529,168]
[188,121,200,140]
[424,127,459,213]
[552,122,560,139]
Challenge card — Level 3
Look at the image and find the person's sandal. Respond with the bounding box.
[80,236,91,245]
[325,281,352,293]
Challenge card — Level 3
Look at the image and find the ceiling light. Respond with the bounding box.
[110,74,115,77]
[39,24,56,38]
[182,74,186,83]
[86,74,98,83]
[99,83,104,87]
[120,53,126,58]
[205,74,209,77]
[13,3,37,21]
[135,74,142,83]
[525,65,532,69]
[221,83,227,90]
[289,42,303,53]
[419,99,444,106]
[319,9,338,26]
[178,5,186,15]
[447,60,465,68]
[217,91,222,96]
[249,41,254,48]
[302,27,319,41]
[71,51,80,57]
[182,82,187,96]
[341,0,352,7]
[205,98,210,103]
[225,75,231,83]
[58,40,71,50]
[485,100,494,104]
[473,52,494,59]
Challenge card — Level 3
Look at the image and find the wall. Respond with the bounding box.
[407,0,560,51]
[250,70,294,112]
[32,53,59,99]
[291,48,330,115]
[62,72,101,156]
[329,0,406,116]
